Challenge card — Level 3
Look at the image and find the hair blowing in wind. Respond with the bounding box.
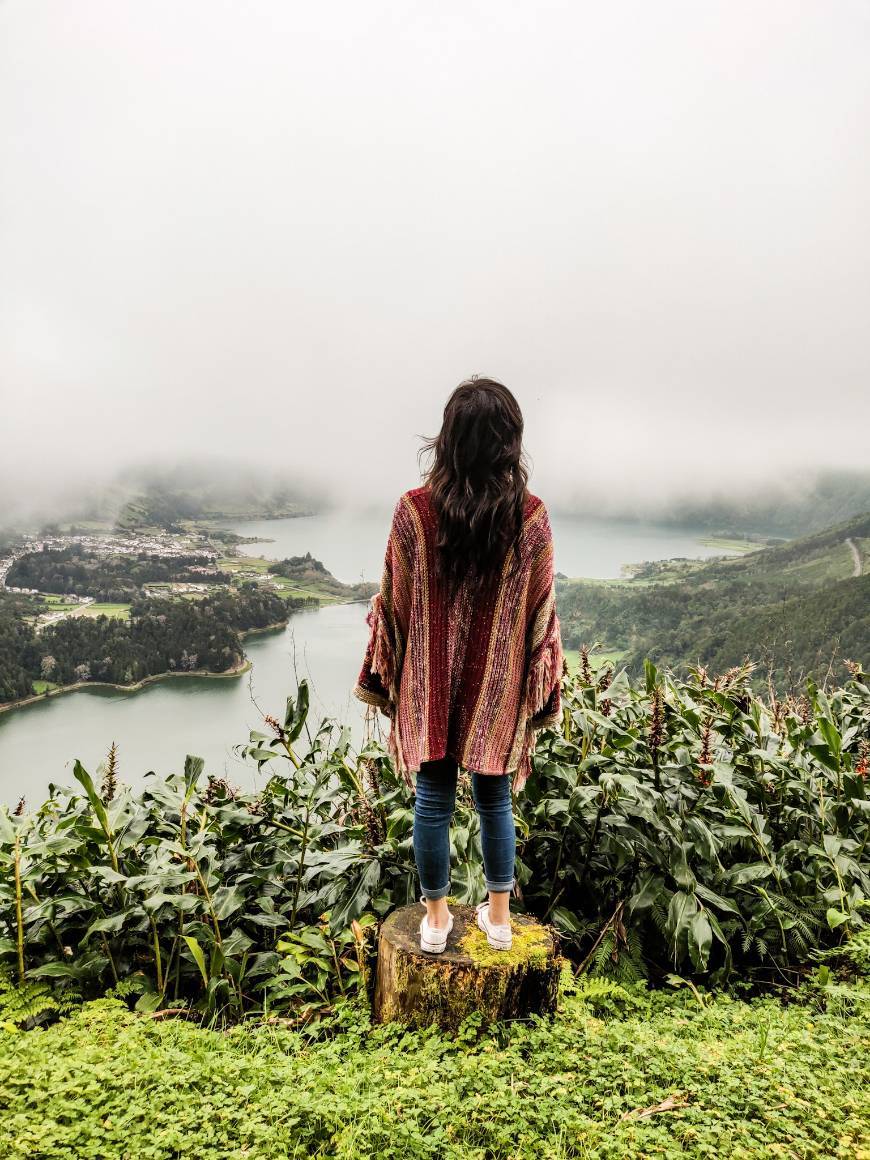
[419,378,530,596]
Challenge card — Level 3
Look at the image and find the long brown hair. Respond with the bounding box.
[419,376,529,596]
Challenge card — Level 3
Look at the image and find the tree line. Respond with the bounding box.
[557,572,869,688]
[7,547,233,603]
[0,585,306,702]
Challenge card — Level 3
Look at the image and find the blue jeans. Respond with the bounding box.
[413,756,516,900]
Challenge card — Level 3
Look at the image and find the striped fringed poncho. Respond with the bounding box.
[353,485,564,794]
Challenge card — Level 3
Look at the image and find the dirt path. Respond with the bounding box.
[845,537,862,577]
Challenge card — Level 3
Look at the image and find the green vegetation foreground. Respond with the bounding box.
[1,657,868,1156]
[2,976,869,1159]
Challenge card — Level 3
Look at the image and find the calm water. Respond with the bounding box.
[0,604,374,803]
[0,514,743,801]
[228,510,736,582]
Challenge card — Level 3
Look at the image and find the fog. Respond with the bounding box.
[1,1,868,522]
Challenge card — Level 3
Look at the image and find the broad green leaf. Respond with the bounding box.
[817,718,842,762]
[143,892,201,913]
[0,809,15,846]
[723,862,773,886]
[667,890,699,950]
[628,875,665,915]
[694,883,740,915]
[183,755,205,792]
[73,760,111,838]
[688,910,712,972]
[287,680,310,743]
[135,992,164,1013]
[183,935,209,988]
[83,913,128,941]
[551,907,585,933]
[671,843,696,891]
[212,885,246,920]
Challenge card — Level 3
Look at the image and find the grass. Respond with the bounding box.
[30,680,58,694]
[219,555,272,574]
[32,596,130,621]
[269,576,338,604]
[697,537,761,554]
[219,555,359,605]
[75,602,131,620]
[0,978,867,1158]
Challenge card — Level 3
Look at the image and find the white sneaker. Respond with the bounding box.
[419,897,454,953]
[475,901,513,950]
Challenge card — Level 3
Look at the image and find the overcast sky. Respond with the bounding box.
[1,1,868,518]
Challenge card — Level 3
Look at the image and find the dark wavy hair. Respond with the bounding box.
[419,376,530,596]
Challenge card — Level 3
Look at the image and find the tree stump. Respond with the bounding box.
[373,903,561,1031]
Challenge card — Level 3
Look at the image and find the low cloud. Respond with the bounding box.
[2,2,868,522]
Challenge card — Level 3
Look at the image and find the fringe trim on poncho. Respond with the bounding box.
[359,591,413,789]
[511,595,564,795]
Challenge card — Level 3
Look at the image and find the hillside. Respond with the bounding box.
[658,469,870,537]
[557,512,870,686]
[114,486,313,530]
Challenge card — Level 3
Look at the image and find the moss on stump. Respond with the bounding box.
[373,903,561,1032]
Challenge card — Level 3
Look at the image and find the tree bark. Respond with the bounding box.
[373,903,561,1031]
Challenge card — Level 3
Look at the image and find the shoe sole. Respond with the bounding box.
[420,935,449,953]
[476,913,513,951]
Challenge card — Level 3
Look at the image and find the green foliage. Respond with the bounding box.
[521,656,870,984]
[274,913,376,1020]
[813,913,870,981]
[0,964,80,1030]
[0,592,39,702]
[0,681,412,1024]
[0,982,868,1158]
[1,664,868,1024]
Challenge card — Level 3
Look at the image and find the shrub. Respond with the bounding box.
[0,659,868,1018]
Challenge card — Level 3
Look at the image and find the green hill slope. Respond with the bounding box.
[557,512,870,686]
[701,511,870,585]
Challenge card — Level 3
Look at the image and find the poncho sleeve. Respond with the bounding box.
[352,500,406,719]
[524,521,563,728]
[513,504,564,793]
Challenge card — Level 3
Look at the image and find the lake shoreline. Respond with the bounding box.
[0,619,291,718]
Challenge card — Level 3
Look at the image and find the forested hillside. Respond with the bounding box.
[0,595,37,702]
[558,512,870,686]
[0,586,296,701]
[271,552,377,600]
[7,547,231,602]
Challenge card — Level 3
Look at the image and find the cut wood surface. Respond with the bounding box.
[373,903,561,1031]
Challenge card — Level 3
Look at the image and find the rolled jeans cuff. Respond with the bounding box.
[421,881,451,901]
[485,875,515,894]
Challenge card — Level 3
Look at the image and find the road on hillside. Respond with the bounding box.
[845,537,862,577]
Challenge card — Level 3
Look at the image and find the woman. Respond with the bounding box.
[353,377,563,955]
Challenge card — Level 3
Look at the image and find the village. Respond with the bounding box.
[0,528,228,631]
[0,528,219,592]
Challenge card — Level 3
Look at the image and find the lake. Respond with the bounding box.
[226,510,738,583]
[0,513,742,801]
